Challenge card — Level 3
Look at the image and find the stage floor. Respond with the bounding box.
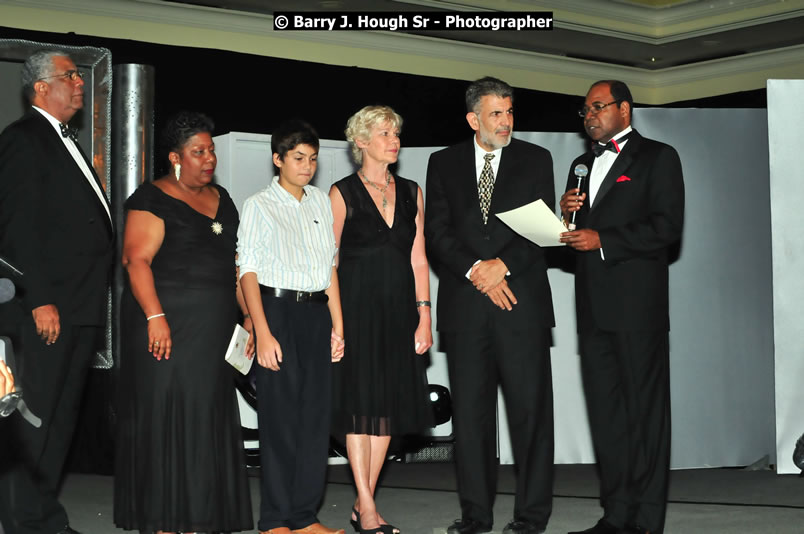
[50,463,804,533]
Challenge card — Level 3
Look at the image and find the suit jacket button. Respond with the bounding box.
[88,218,95,223]
[483,235,490,241]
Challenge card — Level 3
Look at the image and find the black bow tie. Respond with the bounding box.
[59,123,78,142]
[592,132,631,157]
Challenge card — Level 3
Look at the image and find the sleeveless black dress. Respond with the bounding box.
[331,173,433,436]
[114,182,252,533]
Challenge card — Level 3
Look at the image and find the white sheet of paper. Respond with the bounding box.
[496,199,566,247]
[224,324,253,375]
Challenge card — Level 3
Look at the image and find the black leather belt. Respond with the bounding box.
[259,285,328,303]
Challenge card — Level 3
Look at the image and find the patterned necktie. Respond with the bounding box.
[59,123,78,142]
[478,153,495,224]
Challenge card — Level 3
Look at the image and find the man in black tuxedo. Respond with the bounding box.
[560,80,684,534]
[0,50,113,534]
[425,77,555,534]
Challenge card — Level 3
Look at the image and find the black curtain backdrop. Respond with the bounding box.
[0,24,766,475]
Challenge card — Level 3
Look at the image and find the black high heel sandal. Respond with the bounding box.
[350,507,395,534]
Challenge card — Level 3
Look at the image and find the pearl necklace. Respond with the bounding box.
[358,169,392,213]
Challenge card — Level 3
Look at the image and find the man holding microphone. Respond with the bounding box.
[560,80,684,534]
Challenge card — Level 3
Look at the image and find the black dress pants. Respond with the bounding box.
[579,326,671,533]
[0,320,99,534]
[443,318,554,529]
[256,295,332,532]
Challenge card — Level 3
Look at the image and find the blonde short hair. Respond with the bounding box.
[345,105,403,164]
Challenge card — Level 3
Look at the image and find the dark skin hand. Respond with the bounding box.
[560,228,601,251]
[147,316,172,361]
[559,187,585,221]
[559,187,602,251]
[32,304,60,345]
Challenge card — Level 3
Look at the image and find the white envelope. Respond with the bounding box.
[224,324,253,375]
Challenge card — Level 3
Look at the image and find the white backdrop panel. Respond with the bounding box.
[214,107,776,469]
[768,79,804,475]
[399,136,594,464]
[634,109,775,469]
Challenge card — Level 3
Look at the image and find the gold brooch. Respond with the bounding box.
[211,221,223,235]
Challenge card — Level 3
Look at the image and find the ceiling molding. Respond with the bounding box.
[0,0,276,34]
[458,0,804,36]
[556,11,804,44]
[1,0,802,104]
[390,0,490,11]
[649,42,804,85]
[549,0,803,25]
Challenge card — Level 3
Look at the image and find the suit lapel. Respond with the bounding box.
[591,131,641,211]
[32,112,113,234]
[486,141,516,220]
[458,140,486,226]
[74,141,113,224]
[494,143,514,187]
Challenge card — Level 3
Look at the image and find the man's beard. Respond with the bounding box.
[479,128,512,150]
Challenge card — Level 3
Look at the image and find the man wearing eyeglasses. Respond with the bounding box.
[0,50,113,534]
[559,81,684,534]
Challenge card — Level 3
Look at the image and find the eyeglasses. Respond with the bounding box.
[39,70,85,82]
[578,100,618,118]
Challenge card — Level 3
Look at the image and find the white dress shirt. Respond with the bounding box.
[473,136,503,184]
[237,176,336,292]
[589,125,632,260]
[467,137,507,279]
[588,125,632,207]
[32,106,111,222]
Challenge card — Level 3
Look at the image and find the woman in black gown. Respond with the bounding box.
[330,106,433,533]
[114,112,253,534]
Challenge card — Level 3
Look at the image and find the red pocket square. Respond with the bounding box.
[616,175,631,183]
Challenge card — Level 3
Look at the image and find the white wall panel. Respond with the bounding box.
[214,107,777,469]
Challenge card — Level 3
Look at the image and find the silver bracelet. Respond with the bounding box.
[416,300,431,308]
[146,313,165,321]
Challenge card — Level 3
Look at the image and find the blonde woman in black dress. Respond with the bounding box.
[330,106,433,534]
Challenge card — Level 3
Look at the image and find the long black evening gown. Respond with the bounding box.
[114,182,252,533]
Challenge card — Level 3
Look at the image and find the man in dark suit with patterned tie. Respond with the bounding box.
[425,77,555,534]
[560,80,685,534]
[0,50,114,534]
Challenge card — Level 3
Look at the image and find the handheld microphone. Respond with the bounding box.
[0,278,15,304]
[568,164,588,231]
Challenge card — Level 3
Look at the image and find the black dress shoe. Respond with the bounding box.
[568,518,621,534]
[56,526,82,534]
[502,519,544,533]
[622,526,652,534]
[446,518,492,534]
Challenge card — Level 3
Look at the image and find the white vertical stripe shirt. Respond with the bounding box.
[237,176,336,292]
